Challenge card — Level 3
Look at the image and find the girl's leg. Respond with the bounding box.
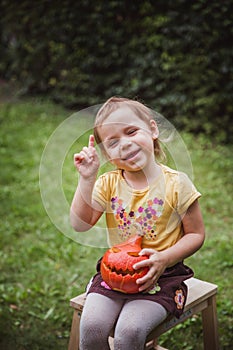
[114,299,168,350]
[79,293,124,350]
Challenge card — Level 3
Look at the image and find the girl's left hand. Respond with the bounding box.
[133,249,167,293]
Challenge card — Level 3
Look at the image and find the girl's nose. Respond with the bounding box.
[120,137,132,149]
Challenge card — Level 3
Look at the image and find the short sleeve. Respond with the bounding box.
[92,175,108,210]
[176,172,201,215]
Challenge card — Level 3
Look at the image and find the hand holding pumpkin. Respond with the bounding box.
[100,235,149,294]
[133,248,168,293]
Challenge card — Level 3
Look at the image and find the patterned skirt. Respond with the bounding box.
[86,259,194,318]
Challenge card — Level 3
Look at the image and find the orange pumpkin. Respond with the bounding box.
[100,235,149,294]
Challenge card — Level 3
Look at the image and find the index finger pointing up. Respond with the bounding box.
[88,134,95,148]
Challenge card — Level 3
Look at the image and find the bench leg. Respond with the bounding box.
[68,310,80,350]
[145,338,169,350]
[202,295,219,350]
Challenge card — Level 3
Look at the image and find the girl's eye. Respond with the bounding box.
[108,139,118,147]
[128,129,137,135]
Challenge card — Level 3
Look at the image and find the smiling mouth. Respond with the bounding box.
[122,150,140,161]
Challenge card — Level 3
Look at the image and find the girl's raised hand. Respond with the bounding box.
[74,135,100,178]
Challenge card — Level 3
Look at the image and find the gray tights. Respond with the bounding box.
[80,292,168,350]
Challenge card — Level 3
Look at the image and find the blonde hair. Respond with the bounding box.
[94,96,164,160]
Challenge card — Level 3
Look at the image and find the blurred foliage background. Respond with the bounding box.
[0,0,232,142]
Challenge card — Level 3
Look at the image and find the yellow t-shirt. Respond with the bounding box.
[93,164,201,250]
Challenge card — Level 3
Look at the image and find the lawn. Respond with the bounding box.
[0,97,232,349]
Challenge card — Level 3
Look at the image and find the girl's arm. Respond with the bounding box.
[70,135,104,232]
[134,199,205,292]
[159,199,205,266]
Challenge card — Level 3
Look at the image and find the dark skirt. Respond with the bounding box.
[86,259,194,318]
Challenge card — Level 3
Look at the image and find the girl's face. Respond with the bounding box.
[97,106,159,172]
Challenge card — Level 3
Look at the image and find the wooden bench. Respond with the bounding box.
[68,277,219,350]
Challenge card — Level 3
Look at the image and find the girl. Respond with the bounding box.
[70,97,205,350]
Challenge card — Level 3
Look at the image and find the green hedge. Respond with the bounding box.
[1,0,232,142]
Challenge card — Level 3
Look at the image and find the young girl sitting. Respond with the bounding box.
[70,97,205,350]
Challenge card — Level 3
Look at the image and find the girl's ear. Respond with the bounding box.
[150,119,159,139]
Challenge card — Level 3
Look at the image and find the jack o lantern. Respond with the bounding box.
[100,235,149,294]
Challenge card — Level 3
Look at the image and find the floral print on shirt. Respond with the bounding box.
[110,196,164,240]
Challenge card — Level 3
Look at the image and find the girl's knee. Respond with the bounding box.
[80,314,108,336]
[114,325,145,349]
[80,314,110,348]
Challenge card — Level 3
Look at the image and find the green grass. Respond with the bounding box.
[0,98,232,349]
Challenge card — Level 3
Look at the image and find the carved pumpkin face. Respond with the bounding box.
[100,235,149,294]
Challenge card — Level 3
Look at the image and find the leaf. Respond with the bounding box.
[44,306,55,320]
